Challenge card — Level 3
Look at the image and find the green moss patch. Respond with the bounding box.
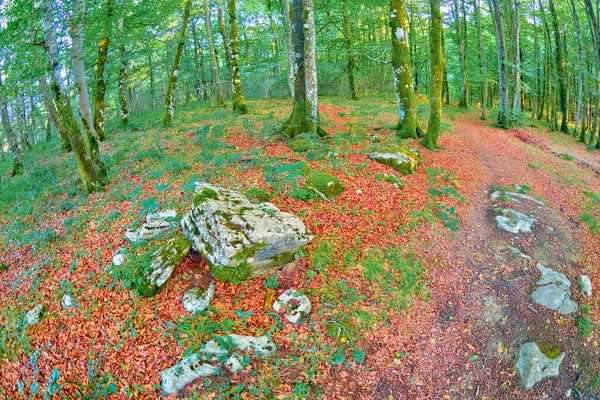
[375,173,405,189]
[193,187,219,206]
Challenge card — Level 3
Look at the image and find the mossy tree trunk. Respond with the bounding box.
[474,0,487,120]
[280,0,326,139]
[227,0,248,114]
[92,0,114,141]
[582,0,600,147]
[204,0,225,107]
[342,0,358,101]
[163,0,192,128]
[42,0,105,193]
[452,0,468,108]
[39,77,71,152]
[0,76,24,176]
[283,0,295,98]
[390,0,423,139]
[190,19,209,101]
[548,0,568,134]
[421,0,444,150]
[489,0,511,128]
[118,19,129,126]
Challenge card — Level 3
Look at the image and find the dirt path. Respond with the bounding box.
[348,113,600,399]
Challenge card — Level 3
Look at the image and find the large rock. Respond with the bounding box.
[530,264,577,315]
[181,183,312,282]
[495,209,536,234]
[161,354,218,396]
[536,264,571,290]
[579,275,592,297]
[531,285,569,311]
[182,283,215,313]
[516,342,564,390]
[139,235,190,297]
[368,147,420,176]
[125,210,178,243]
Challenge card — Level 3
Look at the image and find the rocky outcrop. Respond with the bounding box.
[515,342,564,390]
[181,183,312,282]
[125,210,178,243]
[530,264,577,315]
[495,209,536,234]
[161,354,218,396]
[138,235,191,297]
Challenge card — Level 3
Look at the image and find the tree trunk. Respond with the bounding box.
[43,0,105,193]
[190,20,209,101]
[71,0,97,139]
[390,0,423,139]
[118,19,129,125]
[280,0,326,138]
[510,0,521,125]
[489,0,511,128]
[568,0,584,136]
[342,0,358,100]
[92,0,114,141]
[39,77,71,151]
[227,0,248,114]
[421,0,444,150]
[474,0,487,120]
[204,0,225,107]
[0,76,24,176]
[453,0,468,108]
[548,0,569,133]
[15,89,32,151]
[163,0,192,127]
[283,0,295,98]
[217,0,232,82]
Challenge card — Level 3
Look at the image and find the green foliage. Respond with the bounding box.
[579,214,600,234]
[245,187,272,202]
[576,316,594,337]
[0,308,33,363]
[292,172,345,202]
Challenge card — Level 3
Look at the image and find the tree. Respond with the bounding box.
[282,0,295,98]
[163,0,193,127]
[474,0,487,120]
[280,0,325,138]
[342,0,358,100]
[488,0,510,128]
[227,0,248,114]
[548,0,568,134]
[390,0,423,139]
[117,17,129,126]
[92,0,114,141]
[421,0,445,150]
[452,0,468,108]
[204,0,225,107]
[0,75,24,176]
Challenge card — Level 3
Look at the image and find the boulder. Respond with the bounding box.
[530,264,577,315]
[579,275,592,297]
[495,209,535,234]
[368,147,420,176]
[181,183,312,282]
[302,173,345,200]
[182,282,215,313]
[125,220,172,243]
[25,304,45,326]
[536,264,571,290]
[147,209,177,224]
[161,354,218,396]
[490,190,544,205]
[272,289,312,324]
[515,342,564,390]
[139,235,190,297]
[224,334,277,357]
[531,284,569,311]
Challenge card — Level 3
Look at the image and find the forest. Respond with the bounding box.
[0,0,599,398]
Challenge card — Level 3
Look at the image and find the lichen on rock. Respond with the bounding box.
[368,146,420,175]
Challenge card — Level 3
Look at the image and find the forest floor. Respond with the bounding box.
[1,96,599,399]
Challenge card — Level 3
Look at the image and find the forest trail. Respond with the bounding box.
[340,112,600,399]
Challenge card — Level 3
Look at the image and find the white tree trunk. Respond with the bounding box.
[303,0,318,123]
[283,0,295,98]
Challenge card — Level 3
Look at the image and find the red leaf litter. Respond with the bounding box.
[1,105,599,399]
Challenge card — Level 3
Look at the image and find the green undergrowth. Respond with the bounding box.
[580,189,600,234]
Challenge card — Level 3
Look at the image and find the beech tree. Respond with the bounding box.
[0,75,23,176]
[227,0,247,114]
[204,0,225,107]
[390,0,423,139]
[280,0,326,138]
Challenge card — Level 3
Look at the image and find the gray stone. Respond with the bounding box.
[495,209,536,234]
[161,354,218,396]
[531,284,568,311]
[25,304,45,326]
[183,283,215,313]
[579,275,592,297]
[226,334,277,357]
[557,299,578,315]
[507,246,532,260]
[61,294,74,309]
[125,219,172,243]
[112,248,127,266]
[515,342,564,390]
[180,183,312,281]
[225,356,243,373]
[142,236,191,296]
[147,209,177,224]
[368,149,420,176]
[272,289,312,324]
[490,190,544,205]
[536,264,571,290]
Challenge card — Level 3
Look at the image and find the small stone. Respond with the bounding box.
[515,342,564,390]
[368,148,420,176]
[182,283,215,313]
[161,354,218,396]
[61,294,74,309]
[25,304,45,326]
[507,246,532,260]
[273,289,312,324]
[536,264,571,290]
[578,275,592,297]
[495,209,536,234]
[112,251,126,267]
[226,356,243,373]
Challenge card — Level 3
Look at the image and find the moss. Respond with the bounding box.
[537,342,562,359]
[211,262,252,284]
[288,140,312,153]
[245,187,271,202]
[375,173,405,189]
[193,187,219,206]
[304,173,345,198]
[0,263,9,272]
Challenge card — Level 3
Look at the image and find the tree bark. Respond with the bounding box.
[190,20,209,101]
[510,0,521,125]
[163,0,193,127]
[42,0,105,193]
[118,18,129,125]
[342,0,358,100]
[92,0,114,141]
[0,76,24,176]
[489,0,511,128]
[280,0,325,138]
[390,0,423,139]
[217,0,232,79]
[453,0,468,108]
[548,0,569,133]
[421,0,444,150]
[474,0,487,120]
[227,0,247,114]
[39,76,71,151]
[568,0,584,137]
[15,88,32,151]
[283,0,295,98]
[204,0,225,107]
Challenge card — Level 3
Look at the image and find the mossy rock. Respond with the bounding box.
[288,140,313,153]
[304,173,345,198]
[193,187,219,206]
[375,173,405,189]
[369,146,420,176]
